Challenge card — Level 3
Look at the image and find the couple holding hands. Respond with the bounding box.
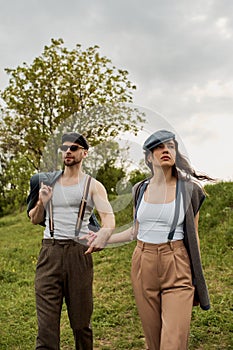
[27,129,212,350]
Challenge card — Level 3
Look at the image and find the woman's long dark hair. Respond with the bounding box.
[145,139,215,182]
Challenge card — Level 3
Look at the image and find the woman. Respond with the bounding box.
[86,129,213,350]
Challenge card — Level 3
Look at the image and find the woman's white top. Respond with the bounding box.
[44,176,94,239]
[137,194,185,244]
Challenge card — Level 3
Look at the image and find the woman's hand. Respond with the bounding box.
[80,231,98,246]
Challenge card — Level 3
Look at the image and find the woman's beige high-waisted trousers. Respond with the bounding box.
[131,239,194,350]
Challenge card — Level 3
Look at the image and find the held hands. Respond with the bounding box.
[80,231,106,254]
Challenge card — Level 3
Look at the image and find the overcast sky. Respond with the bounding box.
[0,0,232,180]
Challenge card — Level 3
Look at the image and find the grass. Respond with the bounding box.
[0,182,232,349]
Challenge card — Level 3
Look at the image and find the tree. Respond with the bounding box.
[0,154,34,215]
[128,160,151,186]
[0,38,144,171]
[0,38,145,213]
[95,160,126,195]
[83,139,127,174]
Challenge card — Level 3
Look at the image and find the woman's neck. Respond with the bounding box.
[150,168,175,185]
[146,169,177,203]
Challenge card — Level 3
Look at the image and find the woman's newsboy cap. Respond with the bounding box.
[143,130,175,151]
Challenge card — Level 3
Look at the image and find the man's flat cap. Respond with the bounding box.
[62,132,89,150]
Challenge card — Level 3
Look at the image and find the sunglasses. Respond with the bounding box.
[60,145,84,152]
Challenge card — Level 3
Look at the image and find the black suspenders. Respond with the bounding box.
[48,201,54,238]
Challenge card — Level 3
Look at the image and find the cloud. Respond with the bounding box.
[188,80,233,102]
[0,0,232,179]
[216,17,232,39]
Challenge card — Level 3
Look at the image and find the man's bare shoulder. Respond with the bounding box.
[89,177,107,195]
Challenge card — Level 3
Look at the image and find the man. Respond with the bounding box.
[27,132,115,350]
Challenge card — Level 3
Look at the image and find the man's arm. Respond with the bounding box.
[85,179,115,254]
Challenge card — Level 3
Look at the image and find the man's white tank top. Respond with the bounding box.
[137,195,185,244]
[44,175,94,239]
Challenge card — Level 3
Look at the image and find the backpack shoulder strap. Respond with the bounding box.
[133,179,150,221]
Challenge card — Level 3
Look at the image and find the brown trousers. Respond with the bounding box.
[35,239,93,350]
[131,240,194,350]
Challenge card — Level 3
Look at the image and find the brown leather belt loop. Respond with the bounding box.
[168,240,174,251]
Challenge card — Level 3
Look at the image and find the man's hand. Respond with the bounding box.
[29,182,53,225]
[80,230,109,254]
[80,231,97,246]
[39,182,53,207]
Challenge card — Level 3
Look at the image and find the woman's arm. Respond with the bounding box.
[107,227,133,244]
[85,221,138,246]
[107,221,138,244]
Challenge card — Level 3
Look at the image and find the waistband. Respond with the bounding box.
[137,239,184,252]
[42,238,83,246]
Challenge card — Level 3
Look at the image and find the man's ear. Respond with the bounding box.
[83,150,88,158]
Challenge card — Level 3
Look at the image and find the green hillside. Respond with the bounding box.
[0,182,232,349]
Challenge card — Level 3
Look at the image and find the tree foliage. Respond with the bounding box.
[128,159,151,185]
[0,154,34,215]
[0,38,144,171]
[0,38,145,214]
[95,160,126,195]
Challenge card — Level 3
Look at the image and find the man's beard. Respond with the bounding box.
[64,159,81,167]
